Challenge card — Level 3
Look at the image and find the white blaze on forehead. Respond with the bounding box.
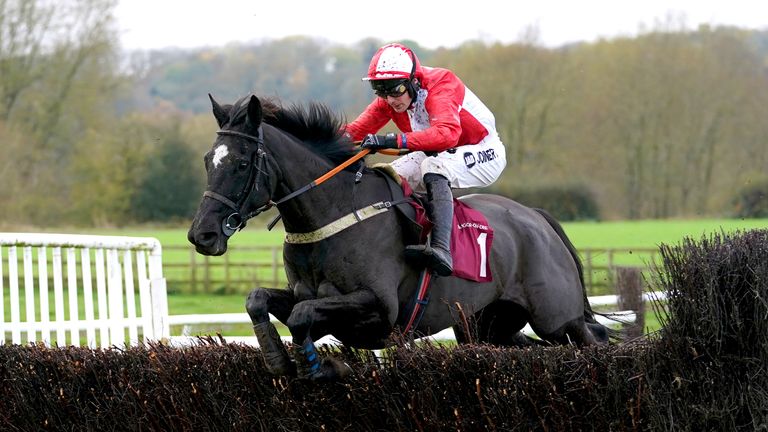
[212,145,229,168]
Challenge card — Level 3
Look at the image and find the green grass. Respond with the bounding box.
[564,219,768,292]
[22,218,768,273]
[167,293,257,337]
[563,218,767,249]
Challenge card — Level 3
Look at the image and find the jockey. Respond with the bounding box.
[345,42,507,277]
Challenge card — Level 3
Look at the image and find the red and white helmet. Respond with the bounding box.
[362,43,422,81]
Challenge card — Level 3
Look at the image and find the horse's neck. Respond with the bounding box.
[269,133,360,232]
[265,127,328,185]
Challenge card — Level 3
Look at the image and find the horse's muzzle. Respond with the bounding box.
[187,224,228,256]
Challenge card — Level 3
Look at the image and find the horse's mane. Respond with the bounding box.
[227,95,356,166]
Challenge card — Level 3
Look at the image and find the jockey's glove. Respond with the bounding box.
[361,133,400,150]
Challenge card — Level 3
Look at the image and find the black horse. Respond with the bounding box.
[188,94,610,380]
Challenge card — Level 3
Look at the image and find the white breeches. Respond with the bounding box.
[390,134,507,193]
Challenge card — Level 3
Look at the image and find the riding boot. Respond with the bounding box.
[405,173,454,277]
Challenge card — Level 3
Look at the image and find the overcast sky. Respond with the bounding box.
[115,0,768,51]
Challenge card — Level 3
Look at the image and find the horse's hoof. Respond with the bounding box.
[265,357,296,376]
[253,322,296,376]
[324,358,353,379]
[307,358,352,382]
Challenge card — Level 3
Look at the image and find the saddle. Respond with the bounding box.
[372,165,494,282]
[371,164,426,245]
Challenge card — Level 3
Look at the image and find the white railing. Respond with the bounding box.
[167,292,666,347]
[0,233,169,348]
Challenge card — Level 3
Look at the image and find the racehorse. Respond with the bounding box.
[188,94,611,380]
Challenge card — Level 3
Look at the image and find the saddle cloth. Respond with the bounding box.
[401,180,494,283]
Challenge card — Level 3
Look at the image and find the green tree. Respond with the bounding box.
[131,119,203,222]
[557,25,768,219]
[68,114,152,226]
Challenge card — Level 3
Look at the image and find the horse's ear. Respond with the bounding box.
[245,95,263,129]
[209,93,228,128]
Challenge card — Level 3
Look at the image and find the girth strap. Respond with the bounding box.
[402,268,433,335]
[284,200,405,244]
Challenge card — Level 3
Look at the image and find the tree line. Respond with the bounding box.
[2,0,767,228]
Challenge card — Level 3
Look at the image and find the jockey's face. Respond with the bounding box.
[384,91,412,113]
[372,79,412,113]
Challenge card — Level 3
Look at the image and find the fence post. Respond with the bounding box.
[272,247,279,288]
[615,266,645,338]
[204,255,211,294]
[190,248,197,294]
[224,253,230,294]
[583,249,594,295]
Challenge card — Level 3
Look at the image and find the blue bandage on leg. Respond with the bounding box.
[302,337,321,372]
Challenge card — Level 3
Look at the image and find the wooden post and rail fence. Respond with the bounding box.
[164,245,660,296]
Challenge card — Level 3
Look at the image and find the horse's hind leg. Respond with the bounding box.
[454,324,546,347]
[450,301,546,347]
[246,287,297,376]
[480,302,532,346]
[587,322,610,343]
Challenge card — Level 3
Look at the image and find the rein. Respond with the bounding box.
[268,147,372,209]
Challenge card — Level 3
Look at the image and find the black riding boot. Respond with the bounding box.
[405,173,454,276]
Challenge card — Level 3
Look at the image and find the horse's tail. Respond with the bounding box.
[532,208,596,324]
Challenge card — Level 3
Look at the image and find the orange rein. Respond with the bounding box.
[313,144,406,187]
[262,143,405,229]
[313,148,371,186]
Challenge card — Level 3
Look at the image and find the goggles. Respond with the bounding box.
[371,79,409,98]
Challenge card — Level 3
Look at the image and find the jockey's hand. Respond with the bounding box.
[360,133,399,151]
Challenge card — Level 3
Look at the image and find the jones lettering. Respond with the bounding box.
[476,149,496,163]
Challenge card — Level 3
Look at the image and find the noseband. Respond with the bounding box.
[203,127,270,237]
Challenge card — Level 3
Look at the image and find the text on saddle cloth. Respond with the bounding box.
[450,201,494,282]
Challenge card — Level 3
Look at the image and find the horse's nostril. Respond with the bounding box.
[193,231,218,248]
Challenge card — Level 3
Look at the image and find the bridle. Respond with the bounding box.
[203,127,270,237]
[203,126,373,237]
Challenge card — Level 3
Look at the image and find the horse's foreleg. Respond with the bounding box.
[287,289,389,345]
[246,287,295,324]
[287,289,389,380]
[246,287,297,376]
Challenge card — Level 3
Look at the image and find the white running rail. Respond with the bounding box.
[168,292,667,347]
[0,233,169,348]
